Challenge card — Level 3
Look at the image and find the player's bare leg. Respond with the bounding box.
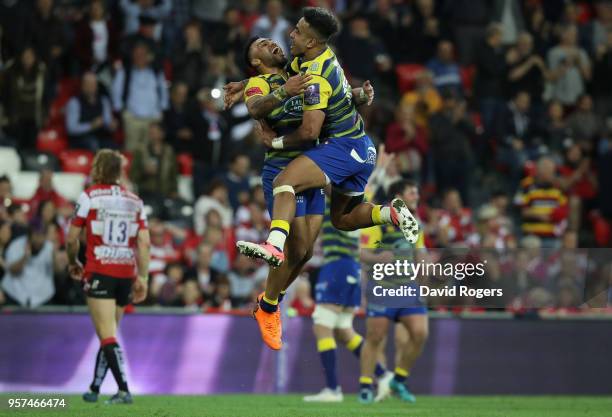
[359,317,389,403]
[281,214,323,292]
[86,297,132,404]
[389,315,429,403]
[254,215,321,350]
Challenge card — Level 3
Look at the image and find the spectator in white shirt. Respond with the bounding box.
[251,0,290,55]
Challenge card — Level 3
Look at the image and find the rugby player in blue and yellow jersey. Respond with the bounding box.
[241,37,375,350]
[234,8,420,346]
[359,180,429,404]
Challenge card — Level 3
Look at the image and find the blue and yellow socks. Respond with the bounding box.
[317,338,338,390]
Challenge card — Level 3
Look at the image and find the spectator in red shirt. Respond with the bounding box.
[558,142,597,231]
[436,188,476,247]
[29,170,68,219]
[385,104,428,179]
[148,218,181,279]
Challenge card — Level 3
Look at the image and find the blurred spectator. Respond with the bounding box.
[400,70,441,128]
[0,175,12,209]
[227,253,266,306]
[251,0,290,56]
[74,0,119,74]
[154,262,186,306]
[337,14,392,87]
[181,279,202,311]
[290,277,314,316]
[473,204,515,249]
[436,189,476,247]
[546,25,591,106]
[148,218,181,279]
[190,88,230,196]
[493,0,525,46]
[23,0,65,80]
[497,91,538,190]
[429,89,475,202]
[1,47,49,151]
[204,274,232,310]
[121,15,164,67]
[112,42,169,151]
[507,32,548,106]
[209,6,249,69]
[1,220,60,307]
[36,200,63,247]
[0,220,12,278]
[164,82,194,153]
[185,243,220,301]
[119,0,171,40]
[516,156,568,248]
[365,0,400,56]
[201,54,241,101]
[29,170,67,219]
[129,122,178,202]
[222,153,251,211]
[173,21,209,95]
[426,40,462,95]
[7,204,29,239]
[384,104,427,179]
[194,180,233,235]
[589,1,612,54]
[202,225,233,274]
[445,0,491,64]
[235,202,268,244]
[474,23,507,137]
[192,0,229,28]
[566,94,602,147]
[488,189,515,237]
[592,29,612,119]
[239,0,261,34]
[400,0,443,63]
[65,72,117,151]
[558,142,598,231]
[524,2,553,54]
[543,100,571,155]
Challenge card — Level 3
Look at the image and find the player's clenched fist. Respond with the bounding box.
[362,80,374,106]
[284,74,312,96]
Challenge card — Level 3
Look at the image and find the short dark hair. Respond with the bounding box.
[244,36,260,69]
[388,179,418,199]
[303,7,339,41]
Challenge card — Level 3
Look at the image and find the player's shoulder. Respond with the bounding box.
[300,48,336,76]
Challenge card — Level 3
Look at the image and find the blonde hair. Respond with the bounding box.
[91,149,122,185]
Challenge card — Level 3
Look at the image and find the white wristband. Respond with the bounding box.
[272,136,284,149]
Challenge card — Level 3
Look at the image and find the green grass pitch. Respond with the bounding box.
[2,394,612,417]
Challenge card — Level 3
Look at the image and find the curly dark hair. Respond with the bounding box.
[303,7,340,42]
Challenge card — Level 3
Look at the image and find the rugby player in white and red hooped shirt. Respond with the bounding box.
[66,150,150,405]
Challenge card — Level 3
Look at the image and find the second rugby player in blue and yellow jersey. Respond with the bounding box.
[236,7,420,347]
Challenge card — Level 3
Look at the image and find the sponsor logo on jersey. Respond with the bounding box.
[283,95,303,116]
[246,86,263,97]
[304,84,320,105]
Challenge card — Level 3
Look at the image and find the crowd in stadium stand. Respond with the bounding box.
[0,0,611,312]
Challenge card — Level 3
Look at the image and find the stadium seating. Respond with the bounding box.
[52,172,87,201]
[37,128,68,155]
[9,171,40,200]
[59,149,94,175]
[0,147,21,176]
[21,150,60,172]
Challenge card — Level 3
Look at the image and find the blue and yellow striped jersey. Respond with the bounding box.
[321,202,360,264]
[244,73,315,170]
[289,47,366,141]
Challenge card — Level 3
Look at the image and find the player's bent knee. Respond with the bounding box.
[312,305,340,328]
[330,214,353,232]
[272,184,296,197]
